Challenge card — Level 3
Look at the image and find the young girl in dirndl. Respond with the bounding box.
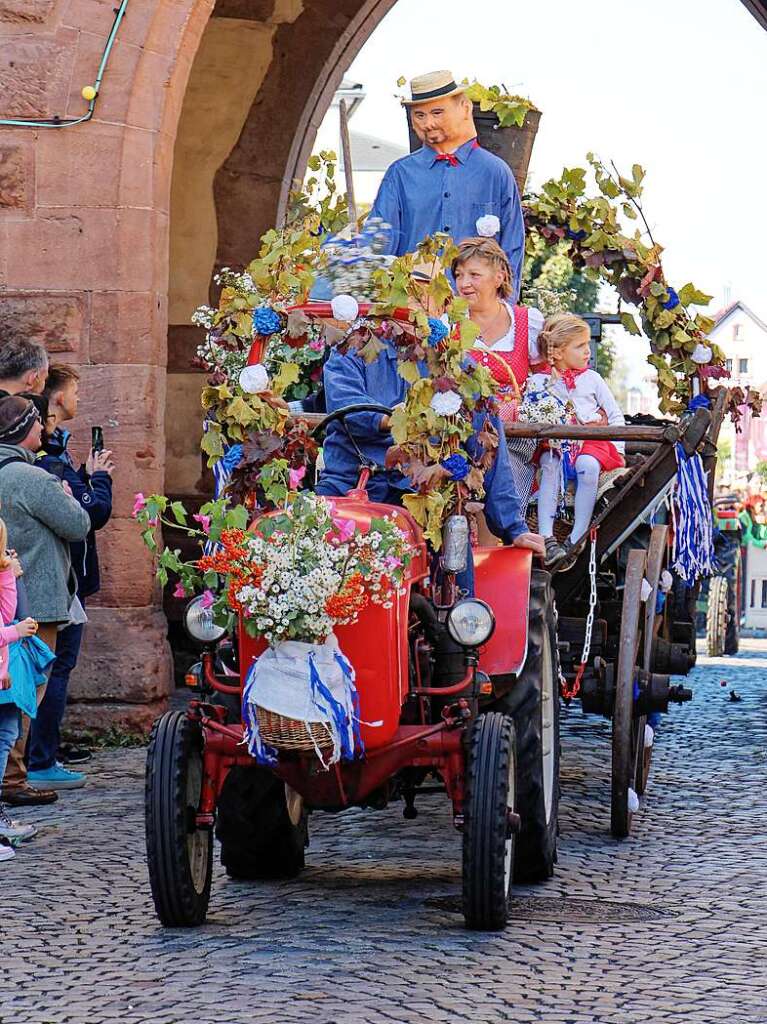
[531,313,626,567]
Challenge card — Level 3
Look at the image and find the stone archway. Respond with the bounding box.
[165,0,398,575]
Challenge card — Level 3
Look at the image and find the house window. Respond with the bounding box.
[738,358,749,374]
[726,359,733,373]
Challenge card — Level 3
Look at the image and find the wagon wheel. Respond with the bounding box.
[611,548,646,839]
[636,524,669,795]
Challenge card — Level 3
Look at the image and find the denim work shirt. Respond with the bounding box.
[317,343,528,544]
[369,138,525,301]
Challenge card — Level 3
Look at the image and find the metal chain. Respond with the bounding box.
[561,526,598,701]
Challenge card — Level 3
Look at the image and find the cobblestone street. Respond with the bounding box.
[3,640,766,1024]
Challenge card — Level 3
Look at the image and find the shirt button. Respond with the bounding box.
[444,192,450,198]
[444,225,450,231]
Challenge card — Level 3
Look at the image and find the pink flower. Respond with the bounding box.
[193,513,212,534]
[309,339,324,352]
[132,493,147,518]
[173,581,187,599]
[383,556,402,572]
[330,517,356,543]
[288,466,306,490]
[147,517,158,528]
[200,589,215,609]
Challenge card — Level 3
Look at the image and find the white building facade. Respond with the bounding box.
[711,301,767,490]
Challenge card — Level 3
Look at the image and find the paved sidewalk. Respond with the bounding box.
[3,641,766,1024]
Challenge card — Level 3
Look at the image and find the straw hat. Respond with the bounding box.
[403,70,466,106]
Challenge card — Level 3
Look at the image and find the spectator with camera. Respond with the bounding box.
[27,365,114,788]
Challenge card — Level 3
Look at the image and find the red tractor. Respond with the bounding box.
[145,404,559,931]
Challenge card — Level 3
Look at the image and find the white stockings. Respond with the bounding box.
[537,450,600,544]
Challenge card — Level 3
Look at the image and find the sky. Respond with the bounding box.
[337,0,767,382]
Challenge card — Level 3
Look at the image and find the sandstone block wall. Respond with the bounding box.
[0,0,393,732]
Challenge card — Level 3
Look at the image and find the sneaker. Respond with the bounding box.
[543,536,567,568]
[0,836,15,862]
[0,804,37,843]
[27,763,86,791]
[58,744,93,765]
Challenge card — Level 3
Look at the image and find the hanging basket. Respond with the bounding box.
[255,707,334,754]
[242,634,365,768]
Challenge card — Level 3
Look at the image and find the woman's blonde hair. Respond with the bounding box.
[539,312,591,366]
[451,237,514,300]
[0,517,9,572]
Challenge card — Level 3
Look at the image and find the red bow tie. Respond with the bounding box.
[560,367,589,390]
[433,140,480,168]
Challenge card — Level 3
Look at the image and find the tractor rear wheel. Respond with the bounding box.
[496,569,559,882]
[706,575,728,657]
[216,766,307,880]
[462,712,517,931]
[145,711,212,927]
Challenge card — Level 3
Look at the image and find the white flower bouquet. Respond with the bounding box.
[201,491,413,646]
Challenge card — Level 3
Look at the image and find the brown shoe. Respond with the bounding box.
[2,783,58,806]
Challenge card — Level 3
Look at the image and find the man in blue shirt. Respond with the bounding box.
[317,343,544,558]
[369,71,525,300]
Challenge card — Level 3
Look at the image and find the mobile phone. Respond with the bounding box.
[91,426,104,453]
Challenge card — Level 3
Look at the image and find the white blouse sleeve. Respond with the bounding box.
[527,307,545,362]
[593,374,625,428]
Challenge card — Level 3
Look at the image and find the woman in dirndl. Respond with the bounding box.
[452,237,544,511]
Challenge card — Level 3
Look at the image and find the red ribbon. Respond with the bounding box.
[435,153,459,167]
[559,367,589,391]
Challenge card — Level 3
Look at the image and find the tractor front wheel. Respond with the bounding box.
[216,766,307,879]
[496,569,560,882]
[462,712,517,931]
[145,711,213,927]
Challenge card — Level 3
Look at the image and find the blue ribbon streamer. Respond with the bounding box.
[672,443,714,584]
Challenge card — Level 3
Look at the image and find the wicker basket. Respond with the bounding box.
[256,706,334,754]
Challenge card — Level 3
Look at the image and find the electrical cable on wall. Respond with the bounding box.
[0,0,129,129]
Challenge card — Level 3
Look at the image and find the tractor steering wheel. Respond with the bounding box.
[311,403,394,438]
[312,403,394,476]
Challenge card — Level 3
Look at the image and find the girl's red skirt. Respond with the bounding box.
[578,440,625,471]
[531,439,625,472]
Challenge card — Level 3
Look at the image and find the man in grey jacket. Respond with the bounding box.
[0,396,90,806]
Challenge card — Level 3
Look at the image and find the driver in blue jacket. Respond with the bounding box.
[316,340,544,557]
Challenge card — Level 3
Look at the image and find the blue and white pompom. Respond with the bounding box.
[252,305,282,336]
[427,317,449,347]
[476,214,501,237]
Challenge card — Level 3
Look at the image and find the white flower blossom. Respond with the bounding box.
[430,390,463,417]
[476,214,501,237]
[239,363,270,394]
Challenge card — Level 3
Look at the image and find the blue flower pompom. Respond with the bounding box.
[252,305,283,336]
[688,394,711,411]
[662,287,680,311]
[441,452,470,481]
[427,317,449,347]
[566,228,587,241]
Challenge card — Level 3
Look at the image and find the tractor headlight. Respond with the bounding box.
[183,596,226,645]
[446,599,495,648]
